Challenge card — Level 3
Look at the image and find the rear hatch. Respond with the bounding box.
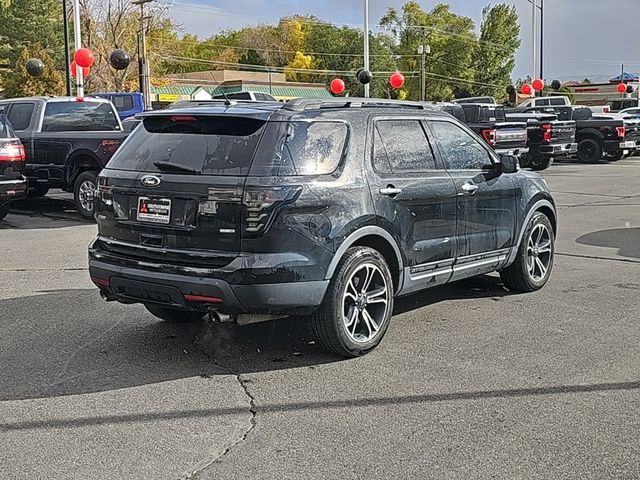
[94,111,271,267]
[548,120,576,144]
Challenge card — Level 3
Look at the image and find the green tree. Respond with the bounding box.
[380,2,476,101]
[472,3,521,98]
[2,44,65,97]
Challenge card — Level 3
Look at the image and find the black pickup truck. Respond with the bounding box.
[505,111,577,170]
[520,106,636,163]
[0,97,127,218]
[435,102,529,158]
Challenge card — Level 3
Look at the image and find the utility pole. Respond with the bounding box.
[419,28,426,102]
[531,0,537,82]
[133,0,153,110]
[539,0,544,80]
[71,0,83,97]
[363,0,370,98]
[62,0,72,96]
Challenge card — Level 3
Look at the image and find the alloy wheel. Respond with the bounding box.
[526,224,552,282]
[342,263,391,343]
[79,180,96,212]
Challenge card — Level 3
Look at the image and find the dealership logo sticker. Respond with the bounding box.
[141,175,161,187]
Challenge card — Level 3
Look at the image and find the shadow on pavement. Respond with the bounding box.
[0,276,517,401]
[2,192,91,229]
[576,227,640,259]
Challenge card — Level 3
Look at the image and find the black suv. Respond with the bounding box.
[89,98,557,357]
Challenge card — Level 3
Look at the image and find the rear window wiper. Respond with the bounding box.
[153,161,200,175]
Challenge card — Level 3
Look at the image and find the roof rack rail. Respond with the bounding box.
[283,97,436,112]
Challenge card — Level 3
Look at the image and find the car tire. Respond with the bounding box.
[0,203,9,221]
[29,185,50,198]
[500,212,555,293]
[529,156,553,171]
[144,304,204,323]
[73,171,98,220]
[576,138,603,163]
[311,246,394,358]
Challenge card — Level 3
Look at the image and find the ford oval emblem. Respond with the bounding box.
[141,175,161,187]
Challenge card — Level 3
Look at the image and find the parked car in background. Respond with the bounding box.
[122,116,141,132]
[434,102,529,158]
[89,98,557,357]
[516,96,572,109]
[212,91,277,102]
[94,92,145,120]
[618,106,640,118]
[0,97,128,218]
[506,110,577,170]
[522,106,633,163]
[0,115,27,221]
[609,98,638,113]
[451,96,496,105]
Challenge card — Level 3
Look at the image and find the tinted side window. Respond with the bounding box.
[376,120,436,173]
[549,97,566,106]
[112,95,134,111]
[7,103,34,131]
[42,102,120,132]
[430,121,493,170]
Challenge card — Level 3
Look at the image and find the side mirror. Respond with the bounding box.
[500,155,519,174]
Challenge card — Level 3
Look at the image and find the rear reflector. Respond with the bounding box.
[184,294,223,304]
[91,276,111,287]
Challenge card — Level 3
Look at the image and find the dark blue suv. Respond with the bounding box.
[89,98,557,357]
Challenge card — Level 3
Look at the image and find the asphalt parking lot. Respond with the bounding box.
[1,158,639,480]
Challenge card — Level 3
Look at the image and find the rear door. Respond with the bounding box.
[366,117,458,291]
[95,114,267,266]
[428,119,517,280]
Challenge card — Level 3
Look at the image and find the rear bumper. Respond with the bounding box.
[88,258,329,315]
[539,142,577,156]
[0,177,28,203]
[496,147,529,157]
[619,140,640,149]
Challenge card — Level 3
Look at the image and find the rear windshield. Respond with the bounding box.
[107,115,266,176]
[42,101,120,132]
[107,116,349,177]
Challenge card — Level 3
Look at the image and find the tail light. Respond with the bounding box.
[616,126,626,138]
[603,106,610,113]
[481,128,497,146]
[101,139,121,156]
[242,186,302,237]
[542,124,552,143]
[0,142,26,162]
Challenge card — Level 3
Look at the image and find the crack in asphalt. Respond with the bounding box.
[182,340,258,480]
[556,193,640,210]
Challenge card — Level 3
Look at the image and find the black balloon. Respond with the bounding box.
[109,49,130,70]
[356,68,373,85]
[25,58,45,77]
[506,84,516,94]
[551,80,562,91]
[627,84,635,94]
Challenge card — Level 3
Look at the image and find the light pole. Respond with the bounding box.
[531,0,537,81]
[539,0,544,79]
[71,0,83,97]
[62,0,72,96]
[363,0,370,98]
[132,0,153,110]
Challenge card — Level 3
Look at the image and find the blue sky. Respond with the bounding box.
[170,0,640,82]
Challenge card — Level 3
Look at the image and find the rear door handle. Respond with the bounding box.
[461,182,479,195]
[379,186,402,197]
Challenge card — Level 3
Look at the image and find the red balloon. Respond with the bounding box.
[617,83,627,93]
[70,61,91,78]
[74,48,95,68]
[330,78,345,95]
[389,71,405,89]
[520,83,533,95]
[532,78,545,91]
